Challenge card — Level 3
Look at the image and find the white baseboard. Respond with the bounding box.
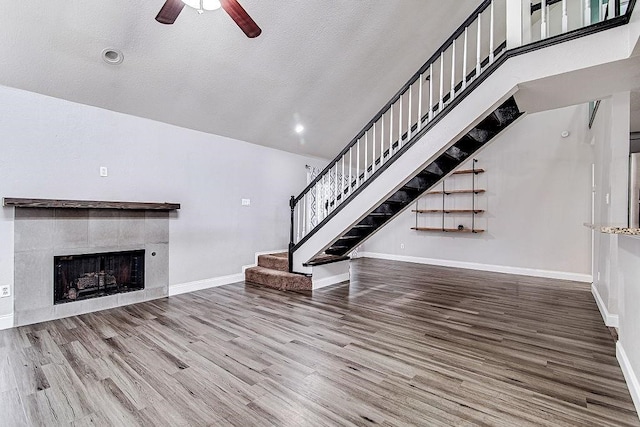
[313,272,350,290]
[359,252,592,283]
[172,248,288,296]
[169,273,245,296]
[0,313,14,330]
[617,342,640,418]
[591,283,619,327]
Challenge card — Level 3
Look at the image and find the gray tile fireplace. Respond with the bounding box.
[12,206,172,326]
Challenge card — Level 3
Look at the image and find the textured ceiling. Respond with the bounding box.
[0,0,480,158]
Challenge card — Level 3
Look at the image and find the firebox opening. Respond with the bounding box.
[54,249,145,304]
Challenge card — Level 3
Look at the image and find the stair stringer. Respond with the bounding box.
[292,17,640,272]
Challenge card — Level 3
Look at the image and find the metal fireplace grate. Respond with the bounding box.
[54,249,145,304]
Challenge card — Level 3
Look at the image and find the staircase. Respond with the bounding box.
[243,0,638,289]
[323,97,521,256]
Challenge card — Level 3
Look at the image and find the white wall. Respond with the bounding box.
[591,92,631,318]
[0,85,326,319]
[618,235,640,413]
[361,105,593,279]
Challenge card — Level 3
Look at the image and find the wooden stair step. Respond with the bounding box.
[245,266,312,291]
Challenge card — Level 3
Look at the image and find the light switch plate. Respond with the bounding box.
[241,199,251,206]
[99,166,108,177]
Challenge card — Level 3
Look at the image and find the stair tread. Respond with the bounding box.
[245,266,312,291]
[304,254,350,267]
[257,253,289,272]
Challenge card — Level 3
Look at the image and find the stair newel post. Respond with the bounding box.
[289,196,295,273]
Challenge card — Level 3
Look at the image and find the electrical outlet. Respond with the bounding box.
[400,243,405,249]
[0,285,10,298]
[241,199,251,206]
[99,166,108,177]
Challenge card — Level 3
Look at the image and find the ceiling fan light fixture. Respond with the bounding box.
[181,0,221,11]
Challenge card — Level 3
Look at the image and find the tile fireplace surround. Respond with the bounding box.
[11,204,174,326]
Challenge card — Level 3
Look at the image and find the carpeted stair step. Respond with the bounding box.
[257,252,289,272]
[245,266,312,291]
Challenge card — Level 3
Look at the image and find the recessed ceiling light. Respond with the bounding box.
[295,124,305,134]
[102,48,124,65]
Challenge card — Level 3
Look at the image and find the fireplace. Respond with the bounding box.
[54,249,145,304]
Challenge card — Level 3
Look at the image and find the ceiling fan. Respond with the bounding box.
[155,0,262,38]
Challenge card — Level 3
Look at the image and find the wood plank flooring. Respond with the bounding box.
[0,258,638,426]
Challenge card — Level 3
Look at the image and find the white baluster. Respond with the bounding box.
[562,0,568,32]
[364,132,368,181]
[356,138,360,188]
[439,52,444,110]
[333,162,340,209]
[407,86,412,140]
[389,104,394,154]
[399,95,403,145]
[372,122,376,173]
[541,0,548,39]
[296,201,301,241]
[341,154,345,201]
[348,147,352,195]
[418,73,423,130]
[489,0,495,63]
[381,113,385,165]
[302,194,306,236]
[462,27,468,90]
[476,14,482,76]
[584,0,591,26]
[429,64,434,121]
[316,183,321,223]
[319,177,324,221]
[451,39,457,101]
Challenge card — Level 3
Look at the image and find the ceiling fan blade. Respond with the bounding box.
[220,0,262,38]
[156,0,185,25]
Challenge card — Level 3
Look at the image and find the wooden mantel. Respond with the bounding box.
[3,197,180,211]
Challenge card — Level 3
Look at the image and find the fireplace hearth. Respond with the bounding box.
[54,250,145,304]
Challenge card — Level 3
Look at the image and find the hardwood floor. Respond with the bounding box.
[0,258,638,426]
